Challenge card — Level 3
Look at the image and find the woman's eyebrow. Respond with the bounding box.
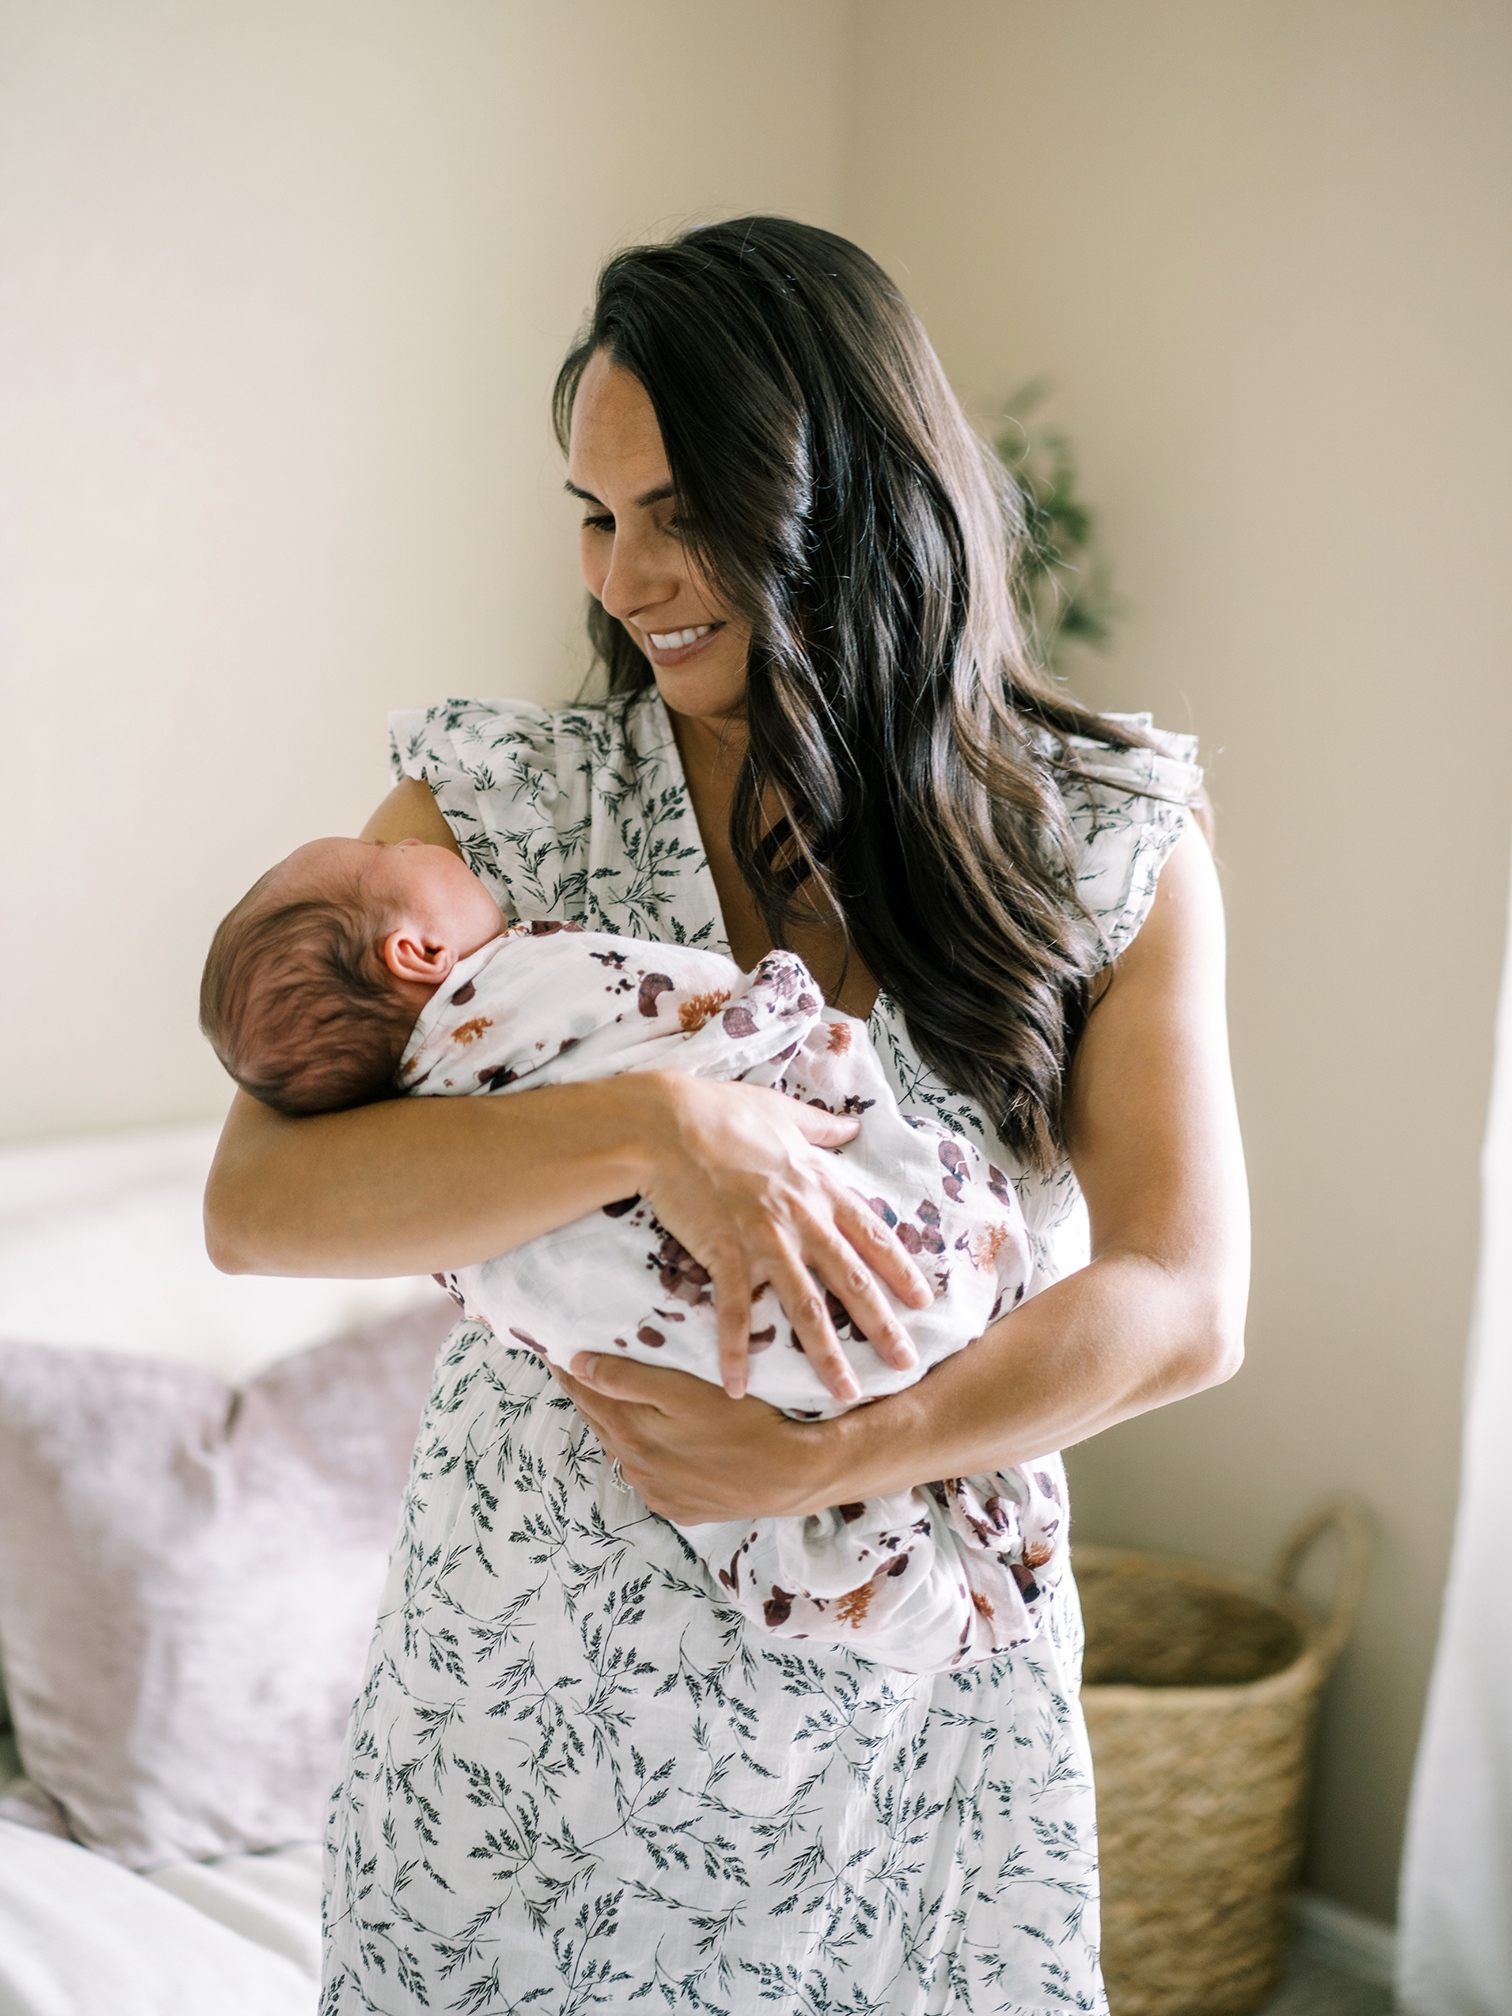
[564,480,676,509]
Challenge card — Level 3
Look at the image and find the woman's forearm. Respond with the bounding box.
[204,1073,922,1387]
[205,1079,659,1277]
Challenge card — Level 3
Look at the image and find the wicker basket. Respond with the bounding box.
[1077,1502,1371,2016]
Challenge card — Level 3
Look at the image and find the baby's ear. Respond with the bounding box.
[381,928,456,987]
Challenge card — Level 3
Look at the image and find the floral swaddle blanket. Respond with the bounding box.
[399,921,1066,1672]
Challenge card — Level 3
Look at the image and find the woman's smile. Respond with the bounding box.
[638,619,724,665]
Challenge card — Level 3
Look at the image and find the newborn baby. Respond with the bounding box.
[201,836,1063,1672]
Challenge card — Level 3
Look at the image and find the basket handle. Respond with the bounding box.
[1273,1500,1372,1669]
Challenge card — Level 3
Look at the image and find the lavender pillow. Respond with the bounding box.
[0,1299,453,1869]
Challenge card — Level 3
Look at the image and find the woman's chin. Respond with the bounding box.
[650,660,750,729]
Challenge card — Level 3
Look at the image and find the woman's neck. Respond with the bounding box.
[666,702,879,1021]
[669,704,747,795]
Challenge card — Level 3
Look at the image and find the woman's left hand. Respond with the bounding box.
[555,1353,830,1523]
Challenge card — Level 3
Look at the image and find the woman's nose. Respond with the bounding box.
[598,523,678,625]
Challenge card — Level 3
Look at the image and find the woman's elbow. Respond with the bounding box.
[202,1093,299,1275]
[1190,1319,1246,1392]
[1173,1275,1248,1394]
[205,1223,252,1276]
[203,1121,283,1275]
[203,1173,257,1274]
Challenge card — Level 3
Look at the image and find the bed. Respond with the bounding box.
[0,1123,451,2016]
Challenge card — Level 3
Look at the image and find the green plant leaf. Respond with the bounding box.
[994,382,1122,669]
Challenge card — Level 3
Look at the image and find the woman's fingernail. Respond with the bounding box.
[893,1340,918,1367]
[573,1353,598,1382]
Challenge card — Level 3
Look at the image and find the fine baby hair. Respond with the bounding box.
[200,872,416,1116]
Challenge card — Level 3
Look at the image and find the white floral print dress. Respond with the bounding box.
[320,690,1200,2016]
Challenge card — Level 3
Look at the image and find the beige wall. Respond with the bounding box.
[843,0,1512,1922]
[6,0,1510,1930]
[0,0,847,1139]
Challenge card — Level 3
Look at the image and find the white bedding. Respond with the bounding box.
[147,1844,321,1986]
[0,1622,320,2016]
[0,1818,318,2016]
[0,1667,320,2016]
[0,1123,420,2013]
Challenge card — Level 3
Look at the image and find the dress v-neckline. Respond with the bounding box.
[640,691,733,957]
[644,689,885,1030]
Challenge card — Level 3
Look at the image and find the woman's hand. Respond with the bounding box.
[552,1356,830,1523]
[633,1072,932,1402]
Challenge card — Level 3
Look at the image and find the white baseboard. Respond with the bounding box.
[1293,1891,1398,1990]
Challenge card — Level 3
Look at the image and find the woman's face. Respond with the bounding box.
[566,350,751,726]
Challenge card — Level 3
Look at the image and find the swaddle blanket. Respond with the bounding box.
[399,922,1063,1672]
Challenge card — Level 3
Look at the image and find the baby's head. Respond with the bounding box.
[200,837,502,1114]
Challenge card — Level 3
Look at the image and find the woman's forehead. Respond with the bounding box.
[566,354,669,496]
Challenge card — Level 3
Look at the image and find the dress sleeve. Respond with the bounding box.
[1060,715,1204,964]
[388,697,571,922]
[387,693,721,943]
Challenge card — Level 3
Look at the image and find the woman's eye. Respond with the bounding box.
[582,513,615,534]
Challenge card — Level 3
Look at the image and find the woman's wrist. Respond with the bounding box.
[756,1407,880,1518]
[750,1394,940,1519]
[765,1378,948,1517]
[600,1069,687,1197]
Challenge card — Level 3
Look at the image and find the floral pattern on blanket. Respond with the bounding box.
[398,922,1052,1674]
[320,691,1199,2014]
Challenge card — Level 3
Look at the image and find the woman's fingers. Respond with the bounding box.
[636,1076,933,1403]
[558,1355,727,1504]
[555,1363,639,1447]
[806,1224,920,1374]
[568,1351,718,1408]
[557,1355,805,1524]
[706,1242,754,1399]
[835,1190,934,1310]
[772,1098,936,1339]
[761,1232,862,1403]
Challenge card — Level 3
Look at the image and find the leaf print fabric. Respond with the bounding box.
[320,691,1200,2014]
[400,925,1033,1424]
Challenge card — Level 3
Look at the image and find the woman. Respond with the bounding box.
[208,217,1247,2013]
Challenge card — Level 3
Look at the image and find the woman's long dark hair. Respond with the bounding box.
[554,216,1166,1170]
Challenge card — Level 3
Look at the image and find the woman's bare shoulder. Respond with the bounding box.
[360,776,461,853]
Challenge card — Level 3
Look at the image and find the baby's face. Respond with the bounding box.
[276,836,503,960]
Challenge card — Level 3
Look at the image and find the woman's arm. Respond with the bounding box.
[206,1076,669,1276]
[204,781,931,1389]
[554,826,1250,1520]
[205,778,636,1276]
